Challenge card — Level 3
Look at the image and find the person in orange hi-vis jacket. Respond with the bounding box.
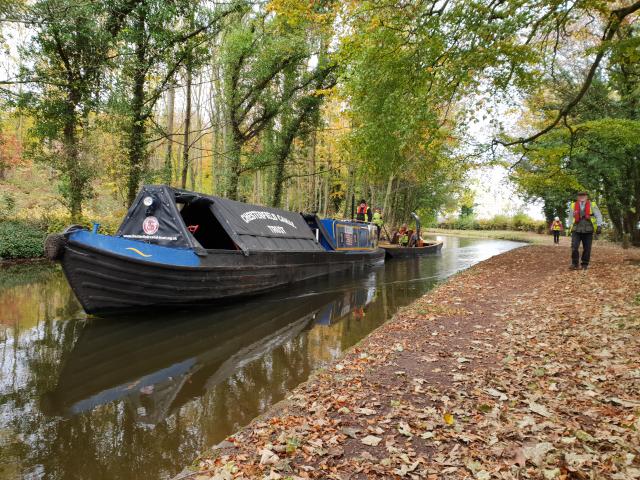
[550,216,563,245]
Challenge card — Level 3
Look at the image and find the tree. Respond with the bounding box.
[337,0,519,221]
[493,0,640,148]
[219,2,338,201]
[511,21,640,243]
[6,0,138,220]
[108,0,239,205]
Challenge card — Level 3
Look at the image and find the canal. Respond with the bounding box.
[0,236,523,479]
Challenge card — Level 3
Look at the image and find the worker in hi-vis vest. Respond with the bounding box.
[372,208,383,240]
[567,191,603,270]
[356,200,372,222]
[550,216,563,245]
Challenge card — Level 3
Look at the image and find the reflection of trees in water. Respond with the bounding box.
[1,237,516,480]
[0,263,58,291]
[202,333,314,441]
[0,275,383,479]
[0,271,81,330]
[0,296,85,479]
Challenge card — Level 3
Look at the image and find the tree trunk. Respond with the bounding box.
[625,210,640,246]
[126,11,147,206]
[308,130,316,211]
[0,143,5,180]
[343,165,354,218]
[271,152,287,207]
[181,61,193,189]
[322,170,329,217]
[226,130,243,200]
[163,86,175,185]
[382,173,394,218]
[63,101,83,221]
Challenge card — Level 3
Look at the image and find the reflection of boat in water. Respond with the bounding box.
[43,281,377,425]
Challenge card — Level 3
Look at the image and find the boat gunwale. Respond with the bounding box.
[381,241,444,258]
[66,236,385,272]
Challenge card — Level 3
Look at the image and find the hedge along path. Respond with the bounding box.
[180,245,640,480]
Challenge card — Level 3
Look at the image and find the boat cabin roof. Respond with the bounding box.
[116,185,323,253]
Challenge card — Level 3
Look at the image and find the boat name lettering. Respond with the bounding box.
[240,211,297,229]
[267,225,286,234]
[123,234,178,241]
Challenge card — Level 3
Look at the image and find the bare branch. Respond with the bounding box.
[495,0,640,148]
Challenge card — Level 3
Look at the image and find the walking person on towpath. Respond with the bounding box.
[568,191,603,270]
[550,216,563,244]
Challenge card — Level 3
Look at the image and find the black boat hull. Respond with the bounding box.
[382,241,443,259]
[60,237,385,314]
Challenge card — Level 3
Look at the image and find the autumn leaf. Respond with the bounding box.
[443,412,455,425]
[361,435,382,447]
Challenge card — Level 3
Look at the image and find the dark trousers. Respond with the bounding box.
[571,232,593,267]
[553,231,560,244]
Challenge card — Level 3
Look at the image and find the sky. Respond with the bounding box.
[461,87,545,220]
[471,166,544,219]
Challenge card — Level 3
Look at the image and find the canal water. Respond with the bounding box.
[0,236,523,480]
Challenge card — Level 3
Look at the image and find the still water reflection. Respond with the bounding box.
[0,236,522,480]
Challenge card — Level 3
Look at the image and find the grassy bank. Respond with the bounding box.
[181,244,640,479]
[0,216,121,261]
[426,227,567,244]
[0,219,48,260]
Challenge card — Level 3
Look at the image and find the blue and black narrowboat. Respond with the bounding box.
[45,185,385,314]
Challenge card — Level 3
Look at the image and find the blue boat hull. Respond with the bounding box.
[55,231,385,314]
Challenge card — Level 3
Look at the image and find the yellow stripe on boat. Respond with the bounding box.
[126,247,152,258]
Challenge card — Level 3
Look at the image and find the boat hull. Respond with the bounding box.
[58,232,385,314]
[382,241,443,259]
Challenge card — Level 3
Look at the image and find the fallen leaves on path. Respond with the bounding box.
[183,245,640,480]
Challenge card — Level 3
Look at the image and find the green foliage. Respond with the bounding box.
[0,219,47,259]
[439,214,546,233]
[106,0,233,203]
[0,206,123,259]
[2,0,638,234]
[12,0,139,219]
[219,3,337,202]
[482,214,512,231]
[337,0,541,224]
[512,80,640,243]
[36,213,119,236]
[0,193,16,219]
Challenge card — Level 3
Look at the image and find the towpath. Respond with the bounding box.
[180,244,640,480]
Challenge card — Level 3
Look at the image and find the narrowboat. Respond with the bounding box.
[44,185,385,314]
[381,241,443,258]
[381,211,443,258]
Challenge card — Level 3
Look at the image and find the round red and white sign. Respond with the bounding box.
[142,216,159,235]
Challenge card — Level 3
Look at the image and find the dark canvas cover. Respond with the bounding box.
[209,196,322,252]
[116,185,199,249]
[116,185,322,253]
